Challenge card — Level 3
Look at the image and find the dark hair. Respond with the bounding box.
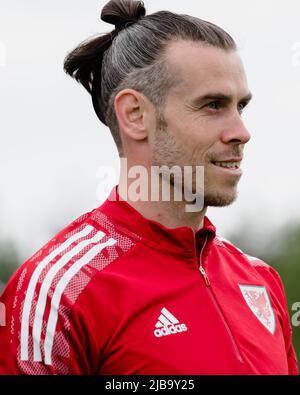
[64,0,236,157]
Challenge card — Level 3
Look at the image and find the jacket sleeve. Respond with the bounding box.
[270,267,299,375]
[285,318,299,375]
[0,267,96,375]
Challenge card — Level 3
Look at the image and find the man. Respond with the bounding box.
[0,0,298,374]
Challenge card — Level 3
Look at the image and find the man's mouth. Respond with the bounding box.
[212,161,241,170]
[211,159,243,174]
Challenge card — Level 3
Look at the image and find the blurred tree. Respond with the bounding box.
[0,240,20,286]
[228,222,300,369]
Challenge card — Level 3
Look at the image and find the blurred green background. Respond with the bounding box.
[0,224,299,368]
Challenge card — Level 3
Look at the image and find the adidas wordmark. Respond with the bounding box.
[154,307,188,338]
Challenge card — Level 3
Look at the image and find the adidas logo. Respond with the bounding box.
[154,307,188,338]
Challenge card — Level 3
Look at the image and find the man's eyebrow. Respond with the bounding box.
[190,92,253,106]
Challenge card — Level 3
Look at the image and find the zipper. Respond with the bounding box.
[208,286,244,363]
[196,235,244,364]
[199,266,210,286]
[198,236,210,287]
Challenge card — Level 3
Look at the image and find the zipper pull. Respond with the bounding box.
[199,265,210,287]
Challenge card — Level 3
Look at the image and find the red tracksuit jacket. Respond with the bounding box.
[0,186,298,374]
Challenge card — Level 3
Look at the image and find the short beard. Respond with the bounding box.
[204,190,239,207]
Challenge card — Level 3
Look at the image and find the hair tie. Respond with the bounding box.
[115,19,137,31]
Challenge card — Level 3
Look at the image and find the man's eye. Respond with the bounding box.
[206,101,222,110]
[238,102,248,114]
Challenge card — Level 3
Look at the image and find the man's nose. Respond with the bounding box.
[220,114,251,145]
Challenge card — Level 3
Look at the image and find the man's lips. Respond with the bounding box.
[211,158,243,172]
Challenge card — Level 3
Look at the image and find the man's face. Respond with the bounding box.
[152,41,252,207]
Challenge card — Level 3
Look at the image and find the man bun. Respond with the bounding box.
[101,0,146,30]
[63,0,147,127]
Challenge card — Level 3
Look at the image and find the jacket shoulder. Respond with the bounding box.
[213,235,286,296]
[214,235,271,268]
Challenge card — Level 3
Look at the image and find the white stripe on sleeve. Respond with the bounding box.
[20,225,94,361]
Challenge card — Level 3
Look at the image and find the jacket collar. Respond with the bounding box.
[99,185,216,258]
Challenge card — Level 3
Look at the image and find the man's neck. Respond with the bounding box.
[118,178,207,233]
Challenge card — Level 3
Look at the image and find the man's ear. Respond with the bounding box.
[114,89,149,142]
